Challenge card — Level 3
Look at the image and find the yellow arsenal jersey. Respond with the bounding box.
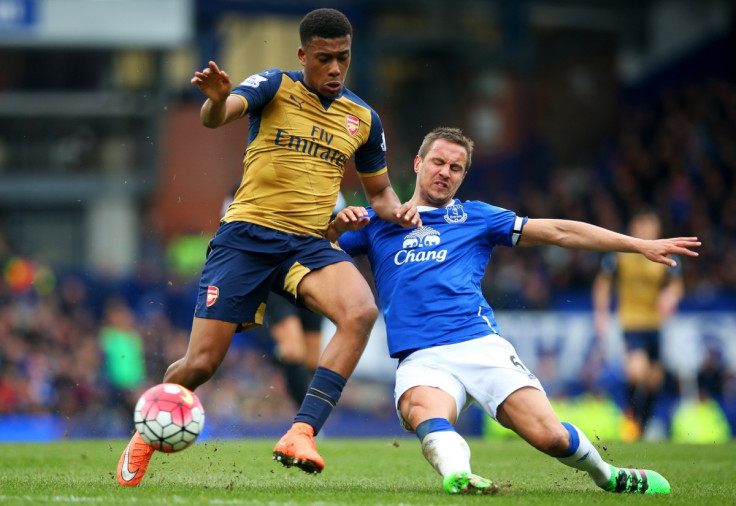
[222,69,388,236]
[600,252,681,330]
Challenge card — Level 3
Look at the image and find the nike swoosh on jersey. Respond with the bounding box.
[120,445,138,482]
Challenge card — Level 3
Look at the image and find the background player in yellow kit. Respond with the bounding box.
[117,7,420,486]
[593,209,685,440]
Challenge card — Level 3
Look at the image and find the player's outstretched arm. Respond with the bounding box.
[518,218,700,267]
[325,206,370,243]
[191,61,244,128]
[361,173,422,228]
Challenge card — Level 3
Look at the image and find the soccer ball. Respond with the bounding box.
[133,383,205,453]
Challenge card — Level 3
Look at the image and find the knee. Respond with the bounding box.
[535,424,571,456]
[403,403,426,430]
[277,345,305,364]
[360,303,379,328]
[183,353,220,384]
[340,302,378,336]
[274,335,306,363]
[399,387,456,430]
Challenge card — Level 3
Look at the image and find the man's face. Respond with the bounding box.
[414,139,468,207]
[298,36,351,99]
[630,214,661,240]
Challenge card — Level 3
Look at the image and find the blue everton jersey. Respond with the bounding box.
[338,200,527,358]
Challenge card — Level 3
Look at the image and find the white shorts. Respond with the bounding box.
[394,334,545,432]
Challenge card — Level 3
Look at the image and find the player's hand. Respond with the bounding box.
[334,206,370,233]
[394,201,422,228]
[326,206,370,242]
[640,237,700,267]
[191,61,232,103]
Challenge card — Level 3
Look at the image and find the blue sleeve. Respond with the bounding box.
[481,203,523,247]
[336,208,376,256]
[668,255,682,277]
[354,109,387,175]
[600,252,618,274]
[337,228,368,257]
[230,68,282,113]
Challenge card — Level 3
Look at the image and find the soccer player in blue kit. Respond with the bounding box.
[327,127,700,495]
[116,8,420,486]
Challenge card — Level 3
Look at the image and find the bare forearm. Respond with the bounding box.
[522,219,641,252]
[592,274,612,313]
[361,173,421,228]
[325,222,342,243]
[663,278,685,304]
[368,184,402,223]
[520,218,700,267]
[200,98,229,128]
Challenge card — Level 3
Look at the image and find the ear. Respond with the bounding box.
[297,47,306,67]
[413,155,421,174]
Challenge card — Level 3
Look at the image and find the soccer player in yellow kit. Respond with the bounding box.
[593,210,684,441]
[117,8,419,486]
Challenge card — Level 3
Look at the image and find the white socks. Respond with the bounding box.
[556,422,612,487]
[421,430,471,477]
[418,420,613,488]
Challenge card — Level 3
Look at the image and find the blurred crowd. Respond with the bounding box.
[470,80,736,311]
[0,244,301,437]
[1,79,735,440]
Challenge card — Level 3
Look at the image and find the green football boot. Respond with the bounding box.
[442,471,499,495]
[603,465,671,494]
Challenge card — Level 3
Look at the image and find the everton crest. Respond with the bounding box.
[444,203,468,224]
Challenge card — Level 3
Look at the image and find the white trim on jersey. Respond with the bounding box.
[478,306,493,328]
[511,216,524,246]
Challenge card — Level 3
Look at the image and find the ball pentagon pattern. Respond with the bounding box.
[133,383,205,453]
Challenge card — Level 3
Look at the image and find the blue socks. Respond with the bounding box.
[416,417,455,441]
[557,422,580,458]
[294,366,346,435]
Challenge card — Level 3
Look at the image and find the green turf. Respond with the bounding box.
[0,438,734,504]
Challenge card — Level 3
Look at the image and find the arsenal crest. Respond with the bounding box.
[346,115,359,136]
[206,286,219,307]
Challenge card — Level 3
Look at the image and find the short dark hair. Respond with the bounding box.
[417,127,475,171]
[299,8,353,46]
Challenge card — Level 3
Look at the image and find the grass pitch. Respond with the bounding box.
[0,437,734,505]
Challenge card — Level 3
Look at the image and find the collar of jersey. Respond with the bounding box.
[297,71,344,110]
[417,199,457,213]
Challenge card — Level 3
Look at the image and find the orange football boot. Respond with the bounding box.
[272,422,325,474]
[117,431,155,486]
